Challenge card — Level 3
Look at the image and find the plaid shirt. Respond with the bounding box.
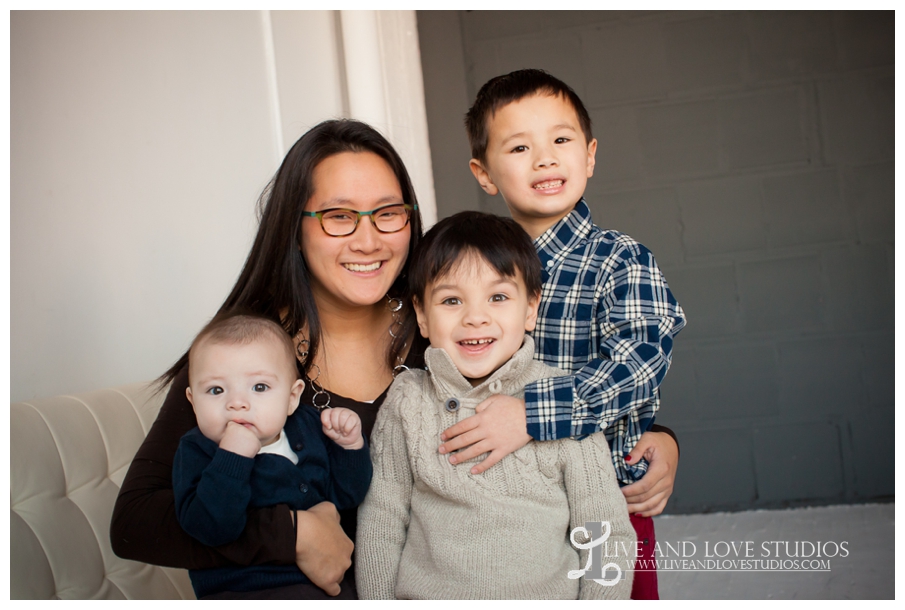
[524,199,686,485]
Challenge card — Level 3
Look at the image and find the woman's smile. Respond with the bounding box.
[342,261,383,273]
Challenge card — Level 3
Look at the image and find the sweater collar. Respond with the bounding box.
[424,335,538,402]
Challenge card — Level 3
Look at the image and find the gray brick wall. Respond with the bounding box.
[417,10,894,513]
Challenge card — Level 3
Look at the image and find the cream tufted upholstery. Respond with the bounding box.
[10,382,194,599]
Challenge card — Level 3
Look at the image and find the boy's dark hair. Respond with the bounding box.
[410,211,541,302]
[188,311,298,383]
[465,69,593,164]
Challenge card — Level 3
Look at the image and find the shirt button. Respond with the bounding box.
[299,483,308,493]
[546,260,553,267]
[444,397,460,412]
[293,442,304,451]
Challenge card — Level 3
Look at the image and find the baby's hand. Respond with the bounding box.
[321,407,364,450]
[219,421,263,458]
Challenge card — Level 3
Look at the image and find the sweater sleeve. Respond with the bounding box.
[172,435,256,547]
[109,365,297,569]
[354,380,414,600]
[561,432,636,600]
[325,437,373,512]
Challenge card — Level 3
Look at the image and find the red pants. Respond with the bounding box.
[630,513,659,600]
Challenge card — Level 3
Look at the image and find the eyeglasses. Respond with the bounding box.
[302,203,417,237]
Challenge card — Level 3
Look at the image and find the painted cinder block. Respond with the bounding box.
[667,426,757,510]
[417,12,483,221]
[465,38,501,101]
[696,343,779,419]
[421,10,896,515]
[460,10,621,42]
[847,162,894,244]
[662,13,744,91]
[747,11,838,81]
[762,170,848,248]
[776,337,865,417]
[677,175,767,257]
[588,106,644,187]
[495,35,587,100]
[720,88,809,169]
[590,187,684,266]
[637,100,720,177]
[478,191,509,218]
[848,418,894,498]
[665,264,739,340]
[752,422,845,503]
[737,256,824,333]
[821,245,894,333]
[580,20,669,105]
[834,10,895,70]
[859,333,894,410]
[818,74,894,165]
[658,346,698,423]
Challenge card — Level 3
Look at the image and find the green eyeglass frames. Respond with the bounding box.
[302,203,417,237]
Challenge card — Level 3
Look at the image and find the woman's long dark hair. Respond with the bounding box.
[157,119,423,389]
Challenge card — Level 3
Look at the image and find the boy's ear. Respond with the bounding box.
[586,138,598,179]
[524,291,540,333]
[413,297,430,340]
[185,386,194,406]
[287,378,304,416]
[469,159,499,196]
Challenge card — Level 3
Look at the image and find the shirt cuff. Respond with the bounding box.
[524,376,578,441]
[209,447,256,481]
[327,439,371,472]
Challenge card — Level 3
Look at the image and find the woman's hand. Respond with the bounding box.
[294,502,353,596]
[620,430,679,517]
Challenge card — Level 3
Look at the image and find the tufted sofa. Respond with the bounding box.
[11,382,194,599]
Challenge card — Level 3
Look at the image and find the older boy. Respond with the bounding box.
[443,69,686,599]
[173,312,371,598]
[356,212,634,599]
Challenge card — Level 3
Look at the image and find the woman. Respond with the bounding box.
[111,120,427,599]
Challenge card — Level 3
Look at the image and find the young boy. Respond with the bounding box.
[355,212,635,600]
[172,312,372,599]
[450,69,687,599]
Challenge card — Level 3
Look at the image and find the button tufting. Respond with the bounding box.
[444,397,460,412]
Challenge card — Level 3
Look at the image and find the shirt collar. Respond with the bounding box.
[257,428,299,464]
[534,198,594,271]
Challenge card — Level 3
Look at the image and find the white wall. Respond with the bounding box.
[11,10,435,401]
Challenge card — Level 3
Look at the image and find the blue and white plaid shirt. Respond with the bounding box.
[525,199,686,485]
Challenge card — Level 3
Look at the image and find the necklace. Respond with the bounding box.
[296,295,409,410]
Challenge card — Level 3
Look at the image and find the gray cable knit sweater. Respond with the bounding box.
[356,336,635,600]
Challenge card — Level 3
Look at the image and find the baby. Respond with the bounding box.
[355,212,635,600]
[172,312,371,598]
